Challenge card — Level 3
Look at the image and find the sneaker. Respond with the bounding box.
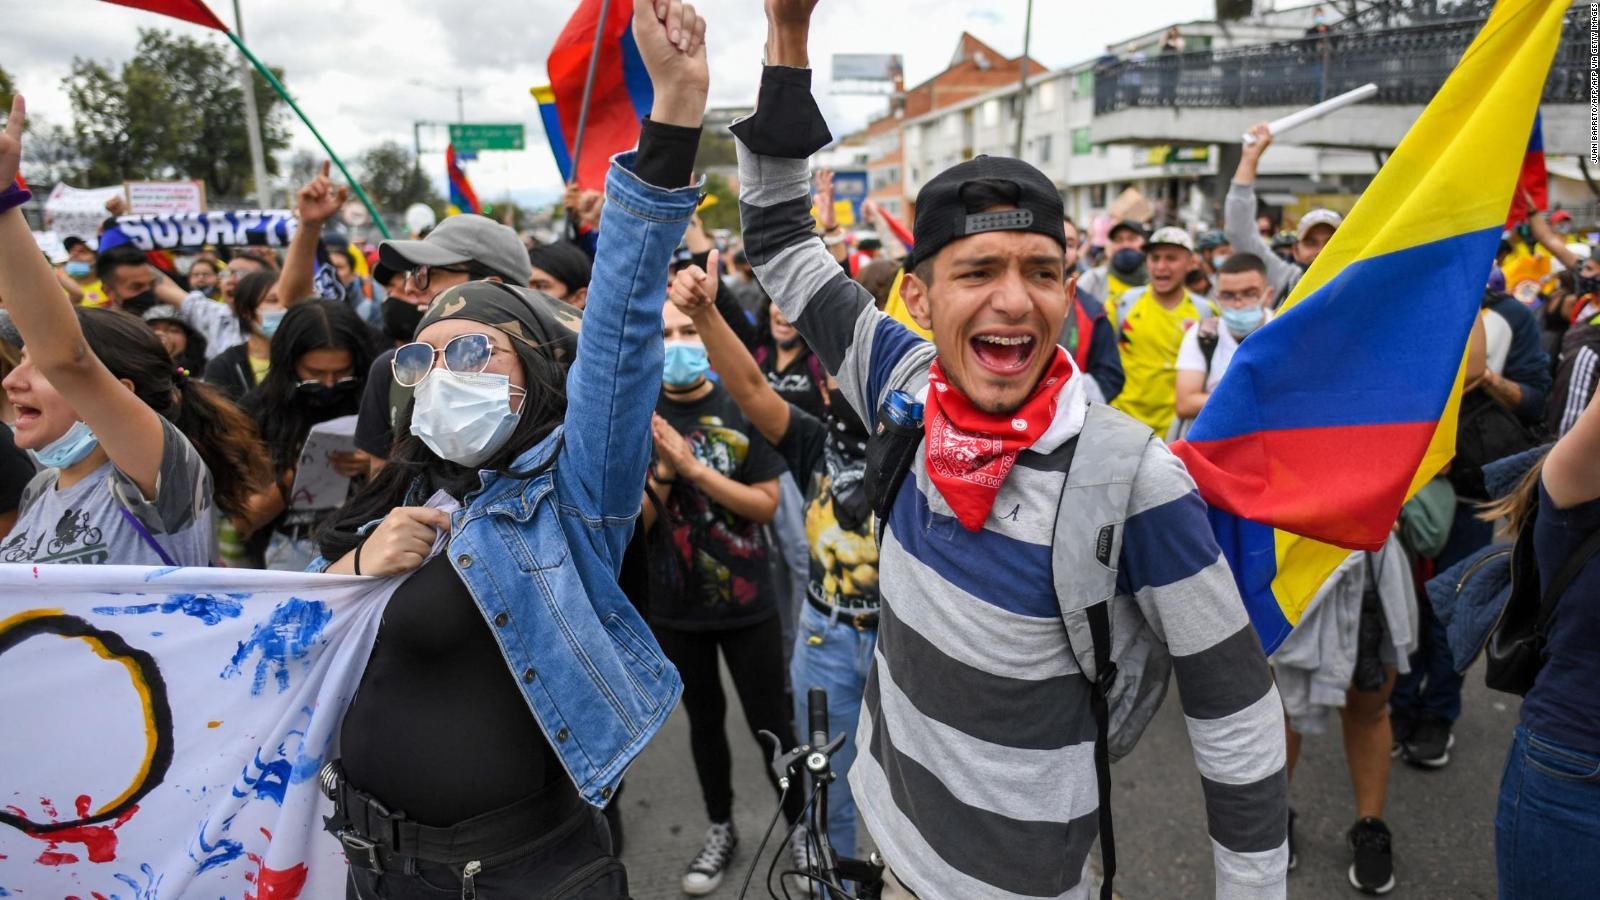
[1390,710,1415,758]
[1347,817,1395,895]
[681,821,738,896]
[1287,808,1298,872]
[1402,714,1455,769]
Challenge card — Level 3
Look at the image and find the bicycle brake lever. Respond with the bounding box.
[758,729,810,789]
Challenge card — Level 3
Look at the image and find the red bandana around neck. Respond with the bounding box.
[924,347,1076,531]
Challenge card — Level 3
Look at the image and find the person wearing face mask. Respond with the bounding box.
[1171,253,1274,441]
[306,11,710,888]
[56,236,108,307]
[201,271,283,402]
[234,300,376,570]
[650,299,798,895]
[668,247,881,875]
[0,94,274,567]
[1076,218,1149,312]
[350,214,535,468]
[187,257,223,300]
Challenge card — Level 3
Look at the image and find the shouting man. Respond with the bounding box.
[732,2,1288,898]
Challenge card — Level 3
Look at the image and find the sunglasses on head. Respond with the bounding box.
[391,332,505,388]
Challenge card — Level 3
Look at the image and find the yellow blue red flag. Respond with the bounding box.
[1171,0,1569,653]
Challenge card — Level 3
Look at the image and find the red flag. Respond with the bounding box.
[99,0,229,30]
[547,0,654,188]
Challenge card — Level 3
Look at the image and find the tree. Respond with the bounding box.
[698,173,740,233]
[356,140,443,215]
[0,65,14,112]
[64,29,290,198]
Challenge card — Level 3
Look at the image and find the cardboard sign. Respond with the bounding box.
[287,415,359,511]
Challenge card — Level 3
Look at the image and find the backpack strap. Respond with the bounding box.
[1048,402,1155,900]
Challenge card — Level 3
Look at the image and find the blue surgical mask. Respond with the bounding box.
[65,260,93,279]
[662,342,709,388]
[259,308,286,339]
[1220,305,1266,336]
[29,419,100,469]
[1211,253,1230,269]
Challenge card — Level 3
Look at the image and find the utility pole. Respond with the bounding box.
[232,0,271,209]
[1012,0,1035,159]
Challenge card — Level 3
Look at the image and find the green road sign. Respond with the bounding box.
[448,123,526,152]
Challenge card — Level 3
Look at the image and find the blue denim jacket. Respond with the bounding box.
[322,152,695,806]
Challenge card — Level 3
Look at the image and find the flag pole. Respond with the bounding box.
[224,32,391,238]
[230,0,270,210]
[568,0,613,188]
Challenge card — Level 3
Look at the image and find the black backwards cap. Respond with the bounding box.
[907,155,1066,271]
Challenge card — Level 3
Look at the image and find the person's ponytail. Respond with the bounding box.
[169,372,274,521]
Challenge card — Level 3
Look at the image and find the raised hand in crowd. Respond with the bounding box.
[278,161,345,306]
[634,0,710,127]
[297,160,350,226]
[1235,121,1274,184]
[764,0,821,66]
[667,246,719,319]
[814,168,838,231]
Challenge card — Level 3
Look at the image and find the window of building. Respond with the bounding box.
[982,99,999,127]
[907,126,921,148]
[1072,127,1092,156]
[1038,135,1053,164]
[1036,81,1056,112]
[1074,70,1094,98]
[943,115,959,137]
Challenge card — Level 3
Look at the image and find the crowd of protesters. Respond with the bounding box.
[1,0,1598,897]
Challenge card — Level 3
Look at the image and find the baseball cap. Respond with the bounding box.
[907,156,1065,270]
[379,214,532,286]
[1147,226,1195,252]
[1196,229,1227,251]
[1296,208,1343,241]
[1108,219,1147,241]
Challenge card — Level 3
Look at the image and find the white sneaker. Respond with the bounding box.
[682,820,738,896]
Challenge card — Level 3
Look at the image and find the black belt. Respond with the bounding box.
[321,760,586,873]
[807,593,879,630]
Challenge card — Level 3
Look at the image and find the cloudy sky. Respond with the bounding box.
[9,0,1211,204]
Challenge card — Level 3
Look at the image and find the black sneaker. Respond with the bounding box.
[1390,709,1415,758]
[1402,714,1455,769]
[682,821,738,895]
[1287,808,1298,871]
[1347,817,1395,895]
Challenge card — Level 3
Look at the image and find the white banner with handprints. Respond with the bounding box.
[0,563,394,899]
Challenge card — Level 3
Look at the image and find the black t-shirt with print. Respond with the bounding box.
[760,344,827,423]
[652,383,787,631]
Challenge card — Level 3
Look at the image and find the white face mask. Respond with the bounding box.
[409,369,525,467]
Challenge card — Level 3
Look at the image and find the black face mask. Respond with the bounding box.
[297,378,361,409]
[1577,275,1600,297]
[383,296,425,343]
[121,289,159,317]
[1110,248,1145,276]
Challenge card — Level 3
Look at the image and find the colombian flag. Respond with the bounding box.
[547,0,654,189]
[446,144,481,216]
[1170,0,1569,653]
[1505,113,1547,228]
[530,85,575,184]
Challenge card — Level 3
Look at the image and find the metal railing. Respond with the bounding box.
[1093,5,1589,115]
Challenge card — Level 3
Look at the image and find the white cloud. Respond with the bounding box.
[8,0,1208,203]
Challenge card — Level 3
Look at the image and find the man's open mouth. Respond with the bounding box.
[969,333,1038,374]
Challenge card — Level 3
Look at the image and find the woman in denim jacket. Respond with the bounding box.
[309,3,711,895]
